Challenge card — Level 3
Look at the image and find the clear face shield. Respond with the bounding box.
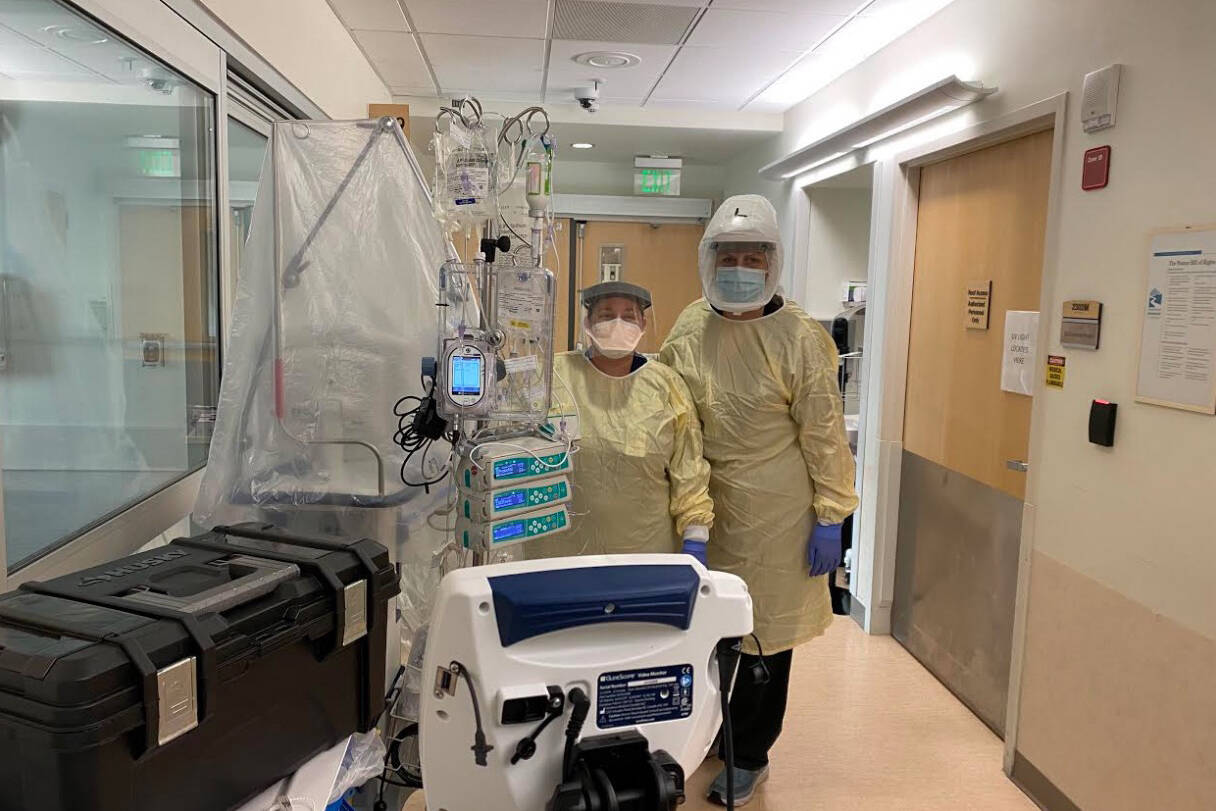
[581,293,657,360]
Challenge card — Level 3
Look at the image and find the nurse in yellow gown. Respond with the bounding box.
[660,194,859,805]
[530,281,713,559]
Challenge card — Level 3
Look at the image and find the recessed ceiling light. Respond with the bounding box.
[573,51,640,69]
[571,143,595,150]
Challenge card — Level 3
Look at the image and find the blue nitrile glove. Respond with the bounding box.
[681,525,710,566]
[681,539,708,566]
[807,522,843,577]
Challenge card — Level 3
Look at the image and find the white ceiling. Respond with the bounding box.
[407,114,777,164]
[327,0,958,113]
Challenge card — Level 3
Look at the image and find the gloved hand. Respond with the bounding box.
[681,539,708,566]
[807,522,843,577]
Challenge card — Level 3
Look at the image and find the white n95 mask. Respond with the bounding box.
[585,317,644,359]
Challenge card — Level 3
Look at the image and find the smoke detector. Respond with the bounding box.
[573,51,640,69]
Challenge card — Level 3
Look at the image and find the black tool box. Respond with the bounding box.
[0,523,399,811]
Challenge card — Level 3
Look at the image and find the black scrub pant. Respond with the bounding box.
[722,649,795,771]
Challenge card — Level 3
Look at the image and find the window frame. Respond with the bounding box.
[0,0,319,587]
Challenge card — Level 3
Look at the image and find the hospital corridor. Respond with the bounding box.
[0,0,1213,809]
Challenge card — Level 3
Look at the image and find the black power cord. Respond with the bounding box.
[561,687,592,782]
[450,661,494,766]
[715,638,743,811]
[392,376,455,492]
[510,689,566,765]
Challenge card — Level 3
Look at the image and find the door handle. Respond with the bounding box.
[1006,459,1029,472]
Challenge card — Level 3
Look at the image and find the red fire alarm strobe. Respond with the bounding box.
[1082,145,1111,190]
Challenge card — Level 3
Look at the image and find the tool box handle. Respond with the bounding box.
[120,556,300,615]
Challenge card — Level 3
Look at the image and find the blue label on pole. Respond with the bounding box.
[596,664,693,729]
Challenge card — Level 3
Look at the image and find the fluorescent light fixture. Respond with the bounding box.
[797,151,851,176]
[850,104,959,149]
[571,142,594,149]
[760,75,995,179]
[635,156,682,169]
[747,0,961,112]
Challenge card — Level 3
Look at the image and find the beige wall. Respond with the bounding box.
[805,187,871,321]
[198,0,390,118]
[724,0,1216,805]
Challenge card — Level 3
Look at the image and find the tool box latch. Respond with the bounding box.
[156,656,199,745]
[341,580,368,646]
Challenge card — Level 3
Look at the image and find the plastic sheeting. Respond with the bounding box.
[194,118,451,564]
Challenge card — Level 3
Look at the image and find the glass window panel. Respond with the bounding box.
[0,0,219,570]
[227,116,267,273]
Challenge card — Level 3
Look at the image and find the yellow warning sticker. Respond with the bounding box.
[1046,354,1066,389]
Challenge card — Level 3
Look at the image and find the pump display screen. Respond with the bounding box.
[450,355,483,395]
[494,459,528,477]
[493,520,526,542]
[493,490,527,510]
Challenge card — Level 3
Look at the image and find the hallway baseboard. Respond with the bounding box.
[1011,751,1082,811]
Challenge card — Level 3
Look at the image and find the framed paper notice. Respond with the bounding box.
[1135,226,1216,413]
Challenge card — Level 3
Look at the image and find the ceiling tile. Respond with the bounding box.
[744,52,835,109]
[858,0,958,20]
[547,40,677,100]
[328,0,409,31]
[650,45,799,105]
[421,34,545,95]
[575,0,707,5]
[645,98,746,111]
[405,0,548,38]
[553,0,698,45]
[352,30,432,86]
[0,25,95,81]
[440,89,545,103]
[713,0,866,13]
[389,85,438,96]
[686,7,845,51]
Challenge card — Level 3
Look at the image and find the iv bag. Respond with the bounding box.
[433,120,493,231]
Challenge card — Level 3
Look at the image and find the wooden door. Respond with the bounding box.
[893,129,1054,735]
[577,221,704,354]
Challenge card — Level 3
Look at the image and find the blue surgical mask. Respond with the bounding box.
[715,266,766,303]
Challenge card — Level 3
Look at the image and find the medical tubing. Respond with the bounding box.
[450,661,493,766]
[717,638,743,811]
[561,687,592,782]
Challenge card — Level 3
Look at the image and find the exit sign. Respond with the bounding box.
[138,148,180,178]
[634,168,681,196]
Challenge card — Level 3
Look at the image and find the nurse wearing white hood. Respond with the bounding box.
[661,195,858,806]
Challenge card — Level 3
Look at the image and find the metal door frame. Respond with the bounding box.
[863,93,1069,772]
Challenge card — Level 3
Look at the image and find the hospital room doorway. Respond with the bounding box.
[801,163,874,617]
[892,128,1054,736]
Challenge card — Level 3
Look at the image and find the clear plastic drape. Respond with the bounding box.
[193,119,451,559]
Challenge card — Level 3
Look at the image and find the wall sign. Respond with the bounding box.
[1081,145,1111,191]
[1045,354,1066,388]
[1001,311,1040,396]
[1060,300,1103,349]
[965,279,992,330]
[1135,226,1216,413]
